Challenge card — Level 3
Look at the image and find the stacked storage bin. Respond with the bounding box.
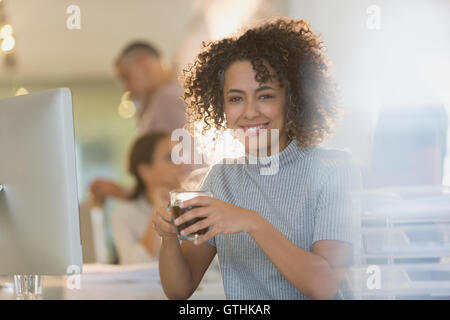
[346,186,450,299]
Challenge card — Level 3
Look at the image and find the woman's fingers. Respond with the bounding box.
[193,227,219,246]
[180,196,212,209]
[174,206,212,226]
[179,215,215,237]
[158,206,174,223]
[153,220,177,238]
[153,214,176,233]
[152,208,178,237]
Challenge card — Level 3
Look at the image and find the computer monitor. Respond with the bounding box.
[0,88,83,275]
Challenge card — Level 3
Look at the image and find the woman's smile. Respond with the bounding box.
[223,60,288,154]
[239,122,270,135]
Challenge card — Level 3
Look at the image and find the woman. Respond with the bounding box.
[111,132,186,264]
[153,18,362,299]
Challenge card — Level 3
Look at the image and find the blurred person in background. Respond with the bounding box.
[111,132,187,264]
[90,41,186,203]
[116,41,185,135]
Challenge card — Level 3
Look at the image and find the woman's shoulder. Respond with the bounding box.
[308,146,358,170]
[307,146,362,189]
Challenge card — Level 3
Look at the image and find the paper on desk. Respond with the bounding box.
[79,262,160,283]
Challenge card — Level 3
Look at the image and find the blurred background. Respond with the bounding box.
[0,0,449,298]
[1,0,449,196]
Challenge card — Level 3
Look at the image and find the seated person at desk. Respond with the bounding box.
[111,132,186,264]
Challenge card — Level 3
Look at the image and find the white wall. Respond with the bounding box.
[286,0,450,175]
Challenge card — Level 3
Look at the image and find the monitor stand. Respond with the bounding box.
[1,185,42,299]
[13,275,42,300]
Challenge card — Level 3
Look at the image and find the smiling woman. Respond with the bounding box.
[221,60,288,156]
[183,18,340,150]
[154,18,362,300]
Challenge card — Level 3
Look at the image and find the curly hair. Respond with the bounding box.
[183,18,341,149]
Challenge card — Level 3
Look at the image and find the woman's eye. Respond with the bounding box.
[229,96,242,103]
[260,94,274,100]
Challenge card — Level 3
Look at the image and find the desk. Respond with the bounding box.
[0,263,225,300]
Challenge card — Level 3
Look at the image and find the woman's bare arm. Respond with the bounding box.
[249,216,352,300]
[154,206,217,299]
[159,238,216,299]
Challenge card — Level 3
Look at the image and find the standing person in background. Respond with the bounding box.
[90,41,186,202]
[115,41,186,135]
[111,132,187,264]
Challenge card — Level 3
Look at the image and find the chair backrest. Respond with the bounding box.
[78,201,97,263]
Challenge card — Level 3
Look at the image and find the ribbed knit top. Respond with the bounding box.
[201,139,362,300]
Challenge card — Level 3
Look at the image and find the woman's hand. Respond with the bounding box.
[89,179,125,202]
[151,206,178,240]
[173,196,261,245]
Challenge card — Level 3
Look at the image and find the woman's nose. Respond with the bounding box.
[242,99,260,120]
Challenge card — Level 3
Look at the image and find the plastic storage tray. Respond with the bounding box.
[349,186,450,299]
[362,224,450,259]
[347,263,450,299]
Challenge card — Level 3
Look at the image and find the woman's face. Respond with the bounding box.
[223,60,288,155]
[138,137,186,189]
